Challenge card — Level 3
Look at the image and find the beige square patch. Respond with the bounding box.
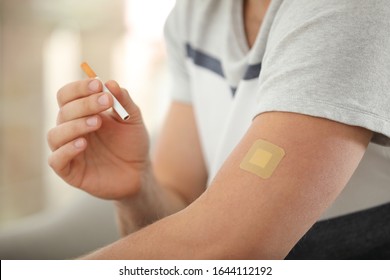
[249,149,273,168]
[240,139,285,179]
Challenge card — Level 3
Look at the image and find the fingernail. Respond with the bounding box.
[74,138,85,149]
[86,116,98,127]
[98,94,109,106]
[88,79,100,92]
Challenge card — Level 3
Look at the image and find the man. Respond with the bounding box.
[47,0,390,259]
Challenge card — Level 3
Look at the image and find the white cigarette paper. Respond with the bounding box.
[81,62,130,121]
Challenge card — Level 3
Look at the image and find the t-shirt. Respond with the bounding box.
[163,0,390,221]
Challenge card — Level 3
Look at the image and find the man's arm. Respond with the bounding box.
[115,101,208,235]
[86,111,372,259]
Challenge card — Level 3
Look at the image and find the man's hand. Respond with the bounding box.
[47,79,150,200]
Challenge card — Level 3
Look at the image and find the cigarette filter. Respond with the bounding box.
[81,62,130,120]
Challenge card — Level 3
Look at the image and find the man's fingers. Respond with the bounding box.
[57,79,103,107]
[48,138,86,177]
[57,92,113,124]
[48,116,102,151]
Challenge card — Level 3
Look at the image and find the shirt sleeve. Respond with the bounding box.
[256,0,390,146]
[163,1,192,104]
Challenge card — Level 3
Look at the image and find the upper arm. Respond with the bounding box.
[176,111,372,259]
[153,101,208,205]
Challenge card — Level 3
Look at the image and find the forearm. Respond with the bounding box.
[83,190,285,260]
[115,165,187,236]
[115,102,207,236]
[83,202,238,260]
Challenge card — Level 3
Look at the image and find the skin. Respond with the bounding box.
[47,0,373,259]
[244,0,271,48]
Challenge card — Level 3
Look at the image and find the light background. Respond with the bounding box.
[0,0,175,259]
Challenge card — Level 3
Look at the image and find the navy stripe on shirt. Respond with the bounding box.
[243,63,262,80]
[186,43,225,78]
[185,43,262,97]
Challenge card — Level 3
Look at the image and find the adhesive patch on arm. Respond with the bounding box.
[240,139,285,179]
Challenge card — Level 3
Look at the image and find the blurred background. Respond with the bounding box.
[0,0,175,259]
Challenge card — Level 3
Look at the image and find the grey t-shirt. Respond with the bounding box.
[258,0,390,146]
[164,0,390,219]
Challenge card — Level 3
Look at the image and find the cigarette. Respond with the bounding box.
[80,62,130,120]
